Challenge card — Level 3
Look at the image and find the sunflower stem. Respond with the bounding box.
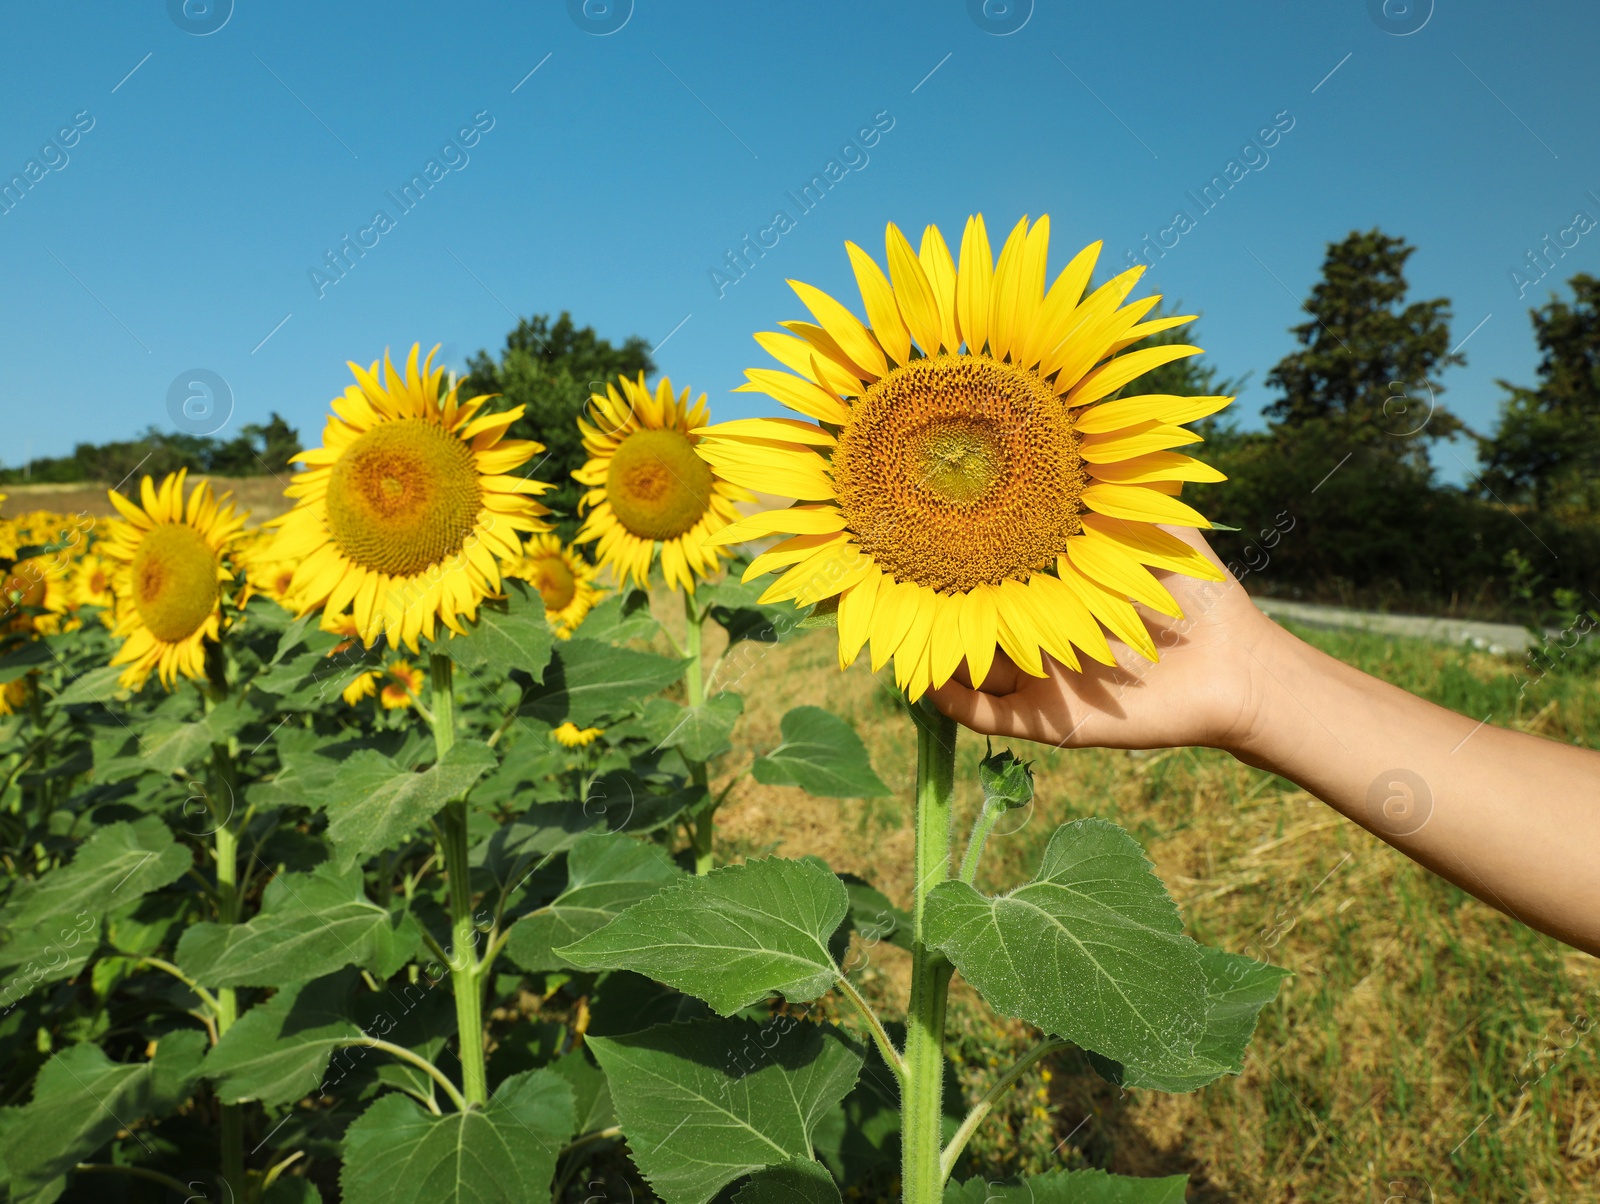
[211,751,245,1192]
[903,700,957,1204]
[428,652,489,1108]
[682,592,715,875]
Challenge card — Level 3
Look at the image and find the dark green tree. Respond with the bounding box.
[462,313,655,537]
[1480,273,1600,519]
[1263,229,1464,468]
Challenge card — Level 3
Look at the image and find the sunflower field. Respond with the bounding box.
[3,216,1331,1204]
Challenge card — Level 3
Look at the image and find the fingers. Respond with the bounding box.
[928,678,1029,740]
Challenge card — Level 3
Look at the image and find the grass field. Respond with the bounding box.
[683,614,1600,1203]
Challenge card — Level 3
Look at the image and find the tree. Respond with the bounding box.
[1263,229,1464,468]
[462,313,655,537]
[1480,273,1600,519]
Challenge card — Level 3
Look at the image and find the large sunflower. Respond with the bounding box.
[104,470,247,689]
[505,533,604,638]
[695,215,1229,701]
[573,373,751,592]
[273,345,554,651]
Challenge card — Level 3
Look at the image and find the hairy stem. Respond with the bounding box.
[957,799,1007,886]
[834,973,906,1083]
[344,1037,469,1113]
[430,653,488,1107]
[210,737,245,1193]
[940,1038,1067,1180]
[681,592,715,875]
[903,703,957,1204]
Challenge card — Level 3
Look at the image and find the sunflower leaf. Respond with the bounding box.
[319,741,498,869]
[0,817,190,1000]
[751,707,891,799]
[1085,945,1290,1093]
[203,969,365,1107]
[924,818,1210,1078]
[339,1068,575,1204]
[0,1030,207,1204]
[449,580,554,682]
[643,691,744,763]
[0,639,54,684]
[521,638,686,728]
[176,864,420,988]
[587,1018,862,1204]
[49,663,127,707]
[503,832,682,973]
[557,855,847,1014]
[734,1159,842,1203]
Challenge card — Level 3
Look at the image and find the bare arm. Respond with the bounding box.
[930,530,1600,956]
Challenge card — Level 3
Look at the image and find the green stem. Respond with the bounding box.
[940,1037,1067,1180]
[903,703,957,1204]
[957,800,1007,886]
[681,592,715,875]
[210,738,245,1193]
[430,653,488,1107]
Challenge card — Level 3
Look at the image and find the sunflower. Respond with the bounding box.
[342,659,425,710]
[573,374,751,592]
[104,471,247,689]
[552,721,604,748]
[0,677,27,716]
[71,552,117,613]
[504,534,604,639]
[273,345,554,651]
[695,215,1229,701]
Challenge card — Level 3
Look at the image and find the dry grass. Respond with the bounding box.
[2,476,293,519]
[683,611,1600,1203]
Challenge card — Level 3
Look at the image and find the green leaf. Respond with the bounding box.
[177,864,420,989]
[132,717,216,775]
[944,1169,1190,1203]
[644,691,744,762]
[522,638,686,727]
[734,1159,842,1203]
[751,707,890,798]
[0,1030,206,1204]
[588,1018,862,1204]
[924,818,1209,1076]
[505,832,681,972]
[447,582,555,681]
[340,1068,575,1204]
[559,856,847,1014]
[0,817,189,990]
[0,639,54,683]
[549,1049,614,1136]
[49,664,127,707]
[701,576,790,645]
[575,587,659,644]
[839,876,912,953]
[1087,946,1290,1093]
[321,741,497,869]
[203,970,365,1107]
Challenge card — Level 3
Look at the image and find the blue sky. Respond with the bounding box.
[4,0,1598,485]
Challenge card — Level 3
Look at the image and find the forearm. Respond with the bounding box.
[1230,623,1600,955]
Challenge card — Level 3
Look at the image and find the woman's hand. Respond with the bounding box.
[929,527,1278,754]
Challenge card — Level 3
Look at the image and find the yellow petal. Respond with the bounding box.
[1082,482,1212,528]
[1065,535,1181,618]
[1074,393,1233,434]
[886,223,942,355]
[994,580,1045,677]
[870,578,918,673]
[1057,559,1157,661]
[1068,344,1203,408]
[837,565,880,668]
[736,369,850,425]
[985,215,1032,363]
[1110,313,1196,354]
[956,214,993,354]
[918,224,961,353]
[744,531,850,581]
[1087,452,1226,485]
[1080,423,1203,463]
[1079,515,1224,582]
[694,417,835,446]
[846,242,911,367]
[778,322,866,396]
[1022,240,1101,369]
[704,503,848,547]
[957,586,998,687]
[788,278,887,380]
